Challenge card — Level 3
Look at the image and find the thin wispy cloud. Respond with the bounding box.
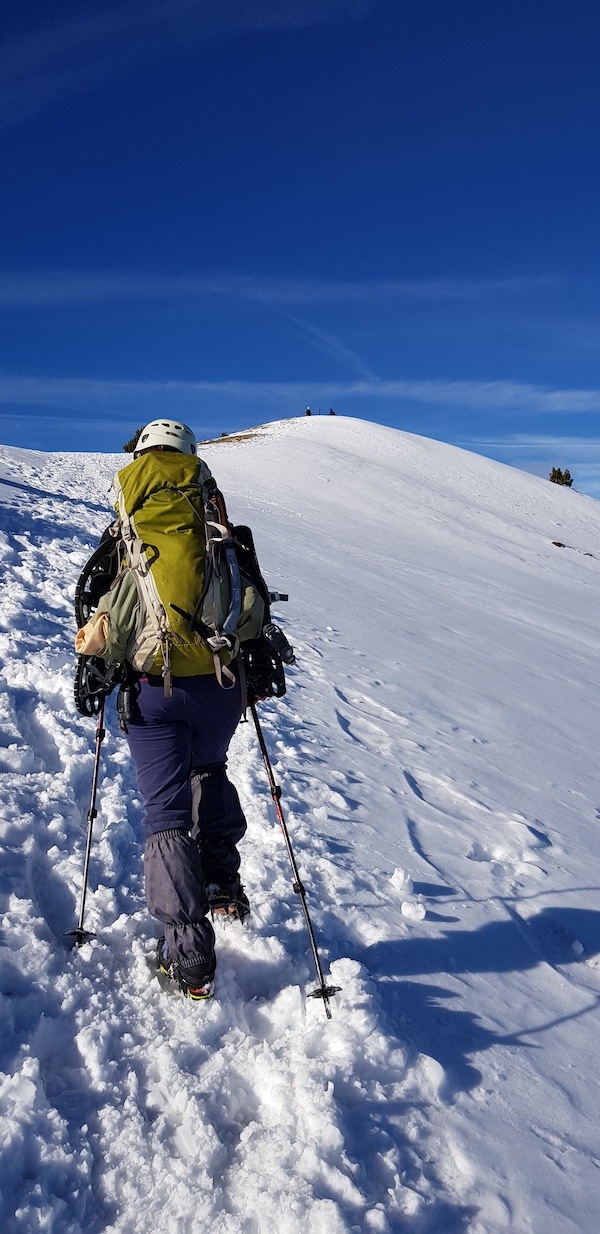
[272,309,379,380]
[0,1,376,130]
[375,380,600,413]
[0,269,563,308]
[459,434,600,452]
[2,374,600,414]
[458,433,600,498]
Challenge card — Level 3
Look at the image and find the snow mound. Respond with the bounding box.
[1,416,600,1232]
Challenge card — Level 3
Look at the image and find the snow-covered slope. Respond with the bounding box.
[1,416,600,1234]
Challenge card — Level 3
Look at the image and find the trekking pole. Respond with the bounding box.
[65,698,106,946]
[250,703,341,1018]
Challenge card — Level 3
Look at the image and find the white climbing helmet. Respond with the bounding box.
[135,419,197,456]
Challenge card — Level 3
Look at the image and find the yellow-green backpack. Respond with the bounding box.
[96,452,264,692]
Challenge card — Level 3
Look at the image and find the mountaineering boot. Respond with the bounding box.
[156,937,216,1000]
[207,878,251,923]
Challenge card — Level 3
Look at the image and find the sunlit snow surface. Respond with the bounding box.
[1,416,600,1233]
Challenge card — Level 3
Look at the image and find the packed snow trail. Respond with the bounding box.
[1,418,600,1233]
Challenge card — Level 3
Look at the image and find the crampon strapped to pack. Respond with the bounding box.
[74,654,127,717]
[74,527,122,623]
[233,524,294,704]
[74,527,127,716]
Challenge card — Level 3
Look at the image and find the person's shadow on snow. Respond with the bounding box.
[357,904,600,1101]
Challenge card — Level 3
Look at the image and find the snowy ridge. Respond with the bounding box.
[1,417,600,1233]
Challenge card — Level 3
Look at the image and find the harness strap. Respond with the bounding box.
[212,653,236,689]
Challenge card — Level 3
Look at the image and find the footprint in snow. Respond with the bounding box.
[506,817,552,849]
[465,840,548,886]
[333,685,410,727]
[334,708,393,757]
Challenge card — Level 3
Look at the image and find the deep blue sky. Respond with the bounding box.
[1,0,599,493]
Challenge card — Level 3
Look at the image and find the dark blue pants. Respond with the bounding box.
[126,673,247,970]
